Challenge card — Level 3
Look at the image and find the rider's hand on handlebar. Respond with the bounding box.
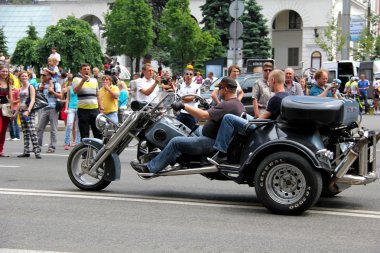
[171,101,185,111]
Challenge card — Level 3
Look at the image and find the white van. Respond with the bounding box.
[321,60,360,89]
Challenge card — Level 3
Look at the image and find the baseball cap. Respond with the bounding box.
[215,77,237,88]
[333,78,341,84]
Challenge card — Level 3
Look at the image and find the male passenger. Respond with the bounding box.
[211,69,289,163]
[309,69,337,98]
[130,77,245,174]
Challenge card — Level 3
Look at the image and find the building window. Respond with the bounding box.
[272,48,275,59]
[289,10,302,29]
[288,48,299,66]
[272,18,276,29]
[311,51,322,70]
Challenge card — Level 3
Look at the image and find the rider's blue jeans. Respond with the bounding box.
[213,114,255,153]
[147,127,215,173]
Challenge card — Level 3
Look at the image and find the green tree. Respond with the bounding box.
[315,9,346,61]
[0,27,8,57]
[11,25,41,68]
[37,16,103,72]
[200,0,232,50]
[104,0,154,73]
[353,15,380,61]
[240,0,271,59]
[373,35,380,60]
[158,0,217,72]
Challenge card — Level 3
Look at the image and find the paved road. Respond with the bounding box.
[1,115,380,252]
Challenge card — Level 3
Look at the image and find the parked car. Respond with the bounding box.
[200,74,263,115]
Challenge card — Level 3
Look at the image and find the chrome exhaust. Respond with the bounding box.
[334,137,370,178]
[138,166,218,177]
[336,172,379,185]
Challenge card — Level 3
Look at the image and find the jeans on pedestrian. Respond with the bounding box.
[213,114,255,153]
[64,108,81,145]
[37,107,59,150]
[360,93,368,113]
[105,111,118,125]
[147,131,215,173]
[8,111,20,139]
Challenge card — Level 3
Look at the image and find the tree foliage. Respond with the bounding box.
[315,8,346,61]
[37,16,103,72]
[353,15,380,61]
[11,25,41,68]
[158,0,217,72]
[240,0,271,59]
[104,0,154,72]
[0,27,8,57]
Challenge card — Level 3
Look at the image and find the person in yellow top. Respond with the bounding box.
[10,72,20,89]
[99,75,120,124]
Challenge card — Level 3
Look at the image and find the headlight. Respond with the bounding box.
[95,113,108,131]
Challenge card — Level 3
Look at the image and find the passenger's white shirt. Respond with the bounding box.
[177,82,201,114]
[136,77,160,103]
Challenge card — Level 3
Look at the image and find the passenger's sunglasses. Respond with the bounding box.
[185,73,193,76]
[264,69,272,72]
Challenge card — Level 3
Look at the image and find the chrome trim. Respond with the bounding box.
[138,166,218,177]
[336,172,380,185]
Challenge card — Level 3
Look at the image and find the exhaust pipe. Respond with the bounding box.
[334,137,370,179]
[138,166,218,177]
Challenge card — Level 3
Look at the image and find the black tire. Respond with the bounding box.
[254,152,322,215]
[67,143,111,191]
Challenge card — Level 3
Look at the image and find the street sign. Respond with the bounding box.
[229,0,244,19]
[229,39,243,49]
[229,20,243,39]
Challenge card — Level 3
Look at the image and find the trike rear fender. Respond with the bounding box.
[82,138,121,181]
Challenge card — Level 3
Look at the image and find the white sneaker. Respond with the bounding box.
[12,138,19,141]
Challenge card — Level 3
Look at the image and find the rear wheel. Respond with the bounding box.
[67,143,111,191]
[254,152,322,215]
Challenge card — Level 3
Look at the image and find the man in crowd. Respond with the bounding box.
[284,68,303,96]
[176,68,200,129]
[73,63,102,140]
[309,69,337,98]
[49,47,61,65]
[92,67,103,89]
[37,69,62,153]
[252,62,273,118]
[130,77,245,174]
[358,73,370,114]
[136,63,161,103]
[211,69,289,163]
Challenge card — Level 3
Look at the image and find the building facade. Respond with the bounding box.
[0,0,377,75]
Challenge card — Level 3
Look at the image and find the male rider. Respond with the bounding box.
[211,69,289,163]
[130,77,245,174]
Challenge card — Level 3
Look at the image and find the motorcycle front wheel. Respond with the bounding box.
[67,143,111,191]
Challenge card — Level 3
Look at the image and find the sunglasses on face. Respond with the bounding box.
[41,74,47,76]
[185,73,193,76]
[264,69,272,72]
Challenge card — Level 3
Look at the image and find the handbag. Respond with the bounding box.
[26,85,49,112]
[1,103,12,117]
[52,81,64,112]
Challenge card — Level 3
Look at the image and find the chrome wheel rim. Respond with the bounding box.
[70,146,105,186]
[265,164,306,204]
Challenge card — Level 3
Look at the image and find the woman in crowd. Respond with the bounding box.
[63,74,80,150]
[0,65,13,157]
[8,82,20,140]
[300,78,309,96]
[15,71,41,159]
[28,70,38,89]
[99,75,120,124]
[117,78,128,123]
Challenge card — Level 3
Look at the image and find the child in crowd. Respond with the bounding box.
[8,84,20,140]
[44,56,60,84]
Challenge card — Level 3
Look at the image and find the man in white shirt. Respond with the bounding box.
[176,68,201,129]
[136,63,161,103]
[49,47,61,65]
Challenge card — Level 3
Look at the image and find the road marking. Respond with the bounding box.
[0,249,71,253]
[0,165,20,168]
[1,188,380,219]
